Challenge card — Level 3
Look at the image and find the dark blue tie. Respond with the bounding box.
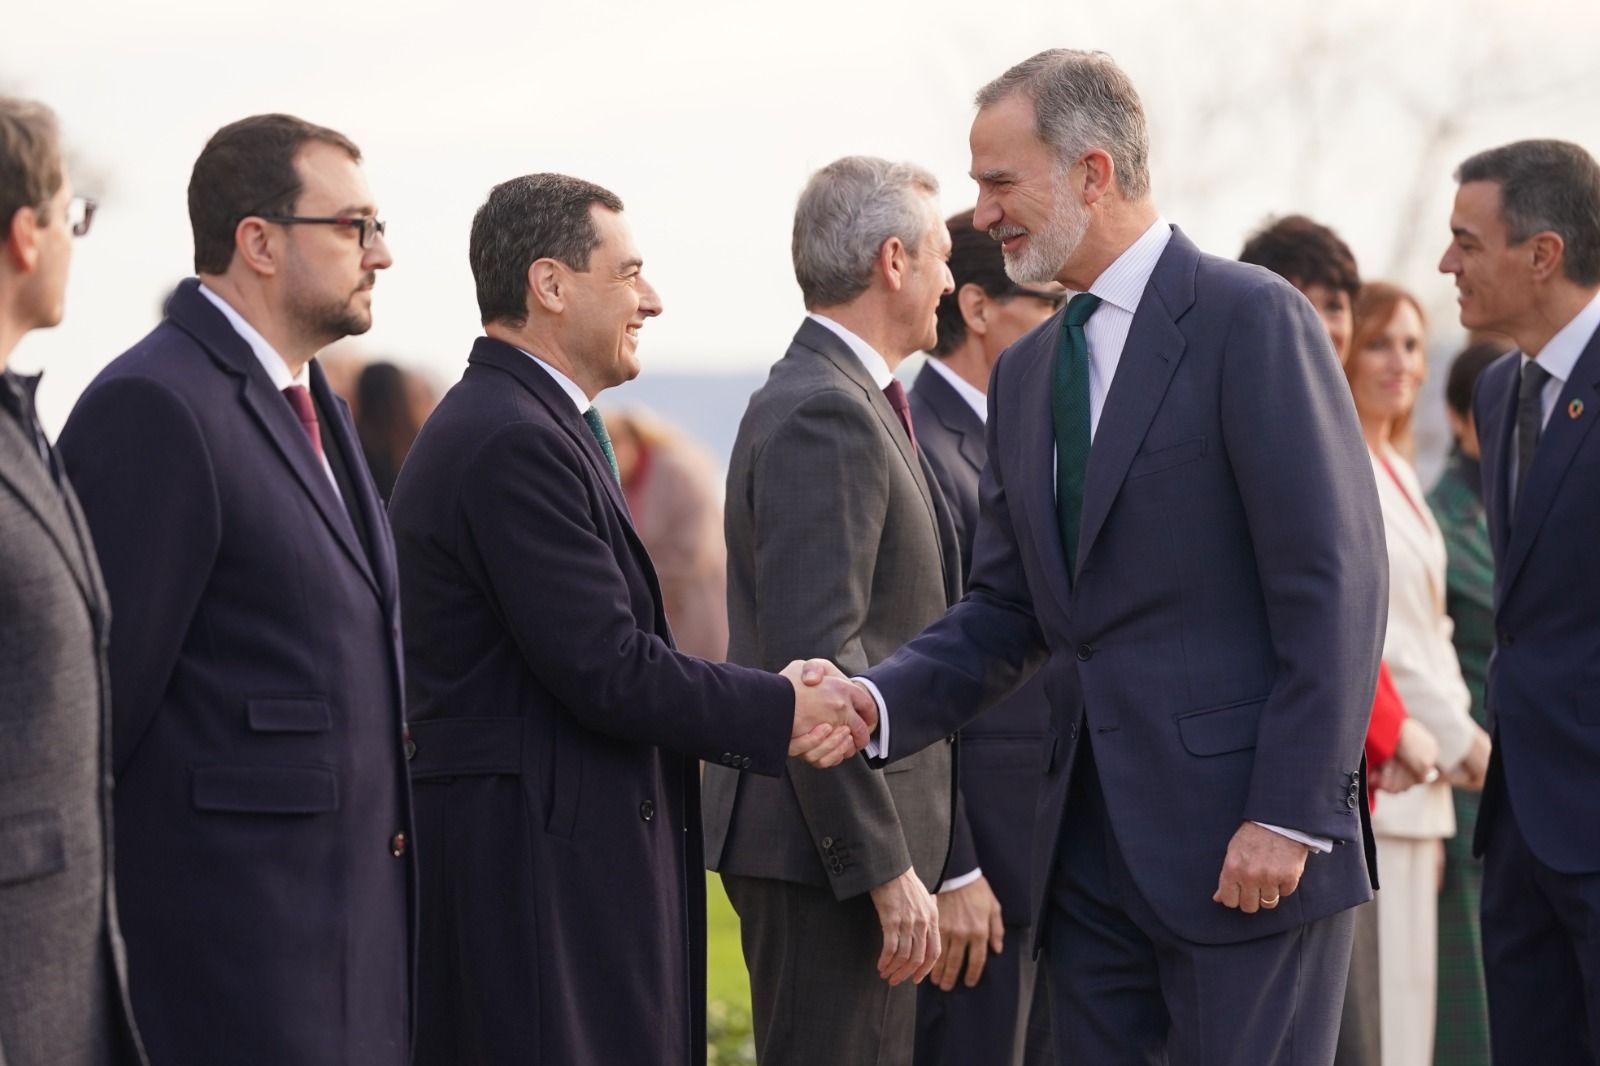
[1053,293,1102,583]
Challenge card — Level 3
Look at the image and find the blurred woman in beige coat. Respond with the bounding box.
[1347,282,1491,1065]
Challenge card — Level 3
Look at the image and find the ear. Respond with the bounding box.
[1080,148,1116,207]
[527,258,565,314]
[1528,231,1566,283]
[878,235,910,293]
[957,282,989,337]
[4,205,42,273]
[233,216,279,277]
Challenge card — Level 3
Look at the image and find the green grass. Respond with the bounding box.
[706,872,756,1065]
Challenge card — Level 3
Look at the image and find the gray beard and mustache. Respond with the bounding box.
[990,174,1090,286]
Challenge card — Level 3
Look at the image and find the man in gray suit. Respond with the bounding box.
[910,209,1062,1066]
[702,156,960,1065]
[857,51,1385,1063]
[0,97,144,1066]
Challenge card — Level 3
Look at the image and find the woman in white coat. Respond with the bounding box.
[1346,282,1492,1066]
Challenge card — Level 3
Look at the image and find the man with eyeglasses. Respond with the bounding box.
[0,94,146,1066]
[57,113,412,1066]
[908,208,1061,1066]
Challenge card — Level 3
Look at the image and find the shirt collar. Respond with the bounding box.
[1084,217,1172,314]
[197,283,309,391]
[1524,287,1600,385]
[806,312,895,389]
[924,356,988,423]
[515,347,592,415]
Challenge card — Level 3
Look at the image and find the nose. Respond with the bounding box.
[1438,245,1458,275]
[365,232,394,271]
[972,193,1001,235]
[941,261,955,296]
[638,274,663,318]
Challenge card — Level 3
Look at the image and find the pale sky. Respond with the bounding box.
[8,0,1600,434]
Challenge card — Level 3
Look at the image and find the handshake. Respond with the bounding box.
[782,659,879,768]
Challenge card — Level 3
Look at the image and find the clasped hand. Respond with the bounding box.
[784,659,879,768]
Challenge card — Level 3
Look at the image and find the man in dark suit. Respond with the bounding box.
[1441,139,1600,1065]
[857,50,1386,1063]
[57,114,414,1066]
[388,172,871,1066]
[909,208,1061,1066]
[702,156,959,1066]
[0,96,144,1066]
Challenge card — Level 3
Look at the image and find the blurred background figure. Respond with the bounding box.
[355,360,436,501]
[604,406,730,661]
[1347,281,1489,1066]
[1424,340,1506,1066]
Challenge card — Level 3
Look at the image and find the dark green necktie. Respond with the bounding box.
[583,406,621,485]
[1053,293,1102,583]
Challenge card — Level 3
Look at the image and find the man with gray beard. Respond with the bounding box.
[854,50,1386,1063]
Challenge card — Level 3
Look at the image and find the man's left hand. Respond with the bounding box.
[930,876,1004,991]
[1212,821,1309,914]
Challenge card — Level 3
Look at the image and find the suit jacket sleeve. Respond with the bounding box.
[1219,281,1387,842]
[57,376,222,774]
[458,420,792,771]
[745,390,924,897]
[864,360,1050,760]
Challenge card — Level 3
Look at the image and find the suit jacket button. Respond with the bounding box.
[1076,644,1094,661]
[722,752,734,765]
[390,832,407,857]
[639,800,655,822]
[740,756,753,769]
[403,728,417,761]
[821,837,834,850]
[1345,795,1358,809]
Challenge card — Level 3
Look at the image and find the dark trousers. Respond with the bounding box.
[723,873,915,1066]
[915,924,1053,1066]
[1043,739,1354,1065]
[1481,781,1600,1066]
[1333,901,1381,1066]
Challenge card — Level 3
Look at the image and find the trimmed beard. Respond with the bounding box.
[997,171,1089,286]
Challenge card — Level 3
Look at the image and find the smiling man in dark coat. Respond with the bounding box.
[389,172,872,1066]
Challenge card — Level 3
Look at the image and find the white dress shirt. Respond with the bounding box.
[925,356,989,424]
[198,284,340,499]
[516,347,592,415]
[863,220,1332,855]
[1510,288,1600,497]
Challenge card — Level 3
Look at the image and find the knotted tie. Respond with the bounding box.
[1053,293,1102,584]
[883,378,918,454]
[584,406,621,485]
[1514,359,1551,510]
[282,385,324,462]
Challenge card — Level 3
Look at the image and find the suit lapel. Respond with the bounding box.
[0,417,96,601]
[918,365,987,474]
[168,282,381,599]
[311,361,395,606]
[1016,309,1075,621]
[1075,232,1196,572]
[796,320,947,552]
[1499,329,1600,597]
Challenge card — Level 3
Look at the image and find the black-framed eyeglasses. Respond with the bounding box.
[48,196,97,238]
[257,214,387,249]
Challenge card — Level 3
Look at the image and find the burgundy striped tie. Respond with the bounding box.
[282,385,325,462]
[883,379,917,454]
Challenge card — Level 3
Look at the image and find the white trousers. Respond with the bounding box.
[1374,835,1441,1066]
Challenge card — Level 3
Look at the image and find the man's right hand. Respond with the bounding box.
[869,868,940,987]
[1381,717,1440,793]
[782,659,876,768]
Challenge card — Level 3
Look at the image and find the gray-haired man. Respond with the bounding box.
[702,156,960,1065]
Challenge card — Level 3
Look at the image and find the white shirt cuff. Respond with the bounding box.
[938,868,984,894]
[854,676,889,760]
[1254,822,1333,854]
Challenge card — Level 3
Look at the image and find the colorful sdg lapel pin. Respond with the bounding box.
[1570,398,1585,420]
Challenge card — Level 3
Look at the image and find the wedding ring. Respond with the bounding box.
[1260,893,1280,907]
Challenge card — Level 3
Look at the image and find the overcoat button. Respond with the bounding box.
[640,800,655,822]
[390,832,407,857]
[1076,644,1094,661]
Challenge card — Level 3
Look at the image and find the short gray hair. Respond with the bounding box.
[1455,139,1600,287]
[976,49,1150,201]
[792,156,939,308]
[470,173,625,326]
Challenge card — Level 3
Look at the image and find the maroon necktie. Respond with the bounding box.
[282,385,325,462]
[883,379,917,454]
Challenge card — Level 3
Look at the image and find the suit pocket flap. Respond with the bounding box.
[0,808,66,886]
[1128,435,1207,479]
[247,698,332,733]
[192,765,339,814]
[407,718,524,780]
[1176,698,1266,756]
